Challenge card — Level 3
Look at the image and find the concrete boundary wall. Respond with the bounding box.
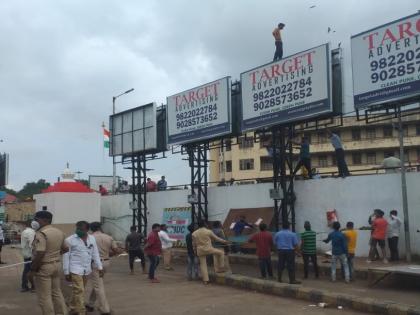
[101,172,420,257]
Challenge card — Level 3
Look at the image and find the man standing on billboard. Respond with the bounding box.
[273,23,285,61]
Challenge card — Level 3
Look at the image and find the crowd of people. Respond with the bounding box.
[14,206,402,314]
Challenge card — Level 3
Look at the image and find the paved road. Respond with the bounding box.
[0,247,368,315]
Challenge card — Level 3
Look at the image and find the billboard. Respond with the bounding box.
[166,77,231,145]
[110,103,157,156]
[352,12,420,109]
[161,207,191,247]
[240,44,332,132]
[0,153,9,187]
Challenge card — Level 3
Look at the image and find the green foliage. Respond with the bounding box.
[18,179,50,200]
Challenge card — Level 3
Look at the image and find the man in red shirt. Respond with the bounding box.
[144,223,162,282]
[248,223,274,279]
[146,178,157,192]
[368,209,388,263]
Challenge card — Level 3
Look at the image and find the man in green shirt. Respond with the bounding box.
[300,221,319,278]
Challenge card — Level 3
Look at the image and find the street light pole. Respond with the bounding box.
[397,108,412,262]
[112,88,134,194]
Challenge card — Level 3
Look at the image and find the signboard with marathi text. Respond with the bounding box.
[166,77,231,145]
[240,44,331,131]
[161,207,191,247]
[351,12,420,109]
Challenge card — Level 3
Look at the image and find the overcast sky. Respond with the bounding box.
[1,0,419,190]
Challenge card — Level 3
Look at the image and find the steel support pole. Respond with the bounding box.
[112,96,117,194]
[398,109,412,262]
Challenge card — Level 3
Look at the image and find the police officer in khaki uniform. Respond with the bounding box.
[85,222,119,315]
[29,211,68,315]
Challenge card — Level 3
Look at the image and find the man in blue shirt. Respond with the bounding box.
[274,221,301,284]
[292,136,312,179]
[323,221,350,283]
[326,129,350,178]
[232,216,253,253]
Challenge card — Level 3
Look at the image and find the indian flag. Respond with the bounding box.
[103,128,110,148]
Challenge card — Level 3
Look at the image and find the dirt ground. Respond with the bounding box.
[0,246,368,315]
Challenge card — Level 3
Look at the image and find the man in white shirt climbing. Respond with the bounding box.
[63,221,103,315]
[158,224,177,270]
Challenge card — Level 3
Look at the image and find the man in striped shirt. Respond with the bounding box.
[300,221,319,279]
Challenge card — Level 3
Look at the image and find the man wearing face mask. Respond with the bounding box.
[63,221,103,315]
[29,210,68,315]
[20,220,36,292]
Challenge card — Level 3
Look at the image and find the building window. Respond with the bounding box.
[352,129,361,141]
[260,156,273,171]
[366,127,376,140]
[318,132,327,144]
[226,160,232,172]
[352,153,362,165]
[239,159,254,170]
[319,155,328,167]
[416,125,420,136]
[259,135,272,148]
[383,126,393,138]
[384,150,395,159]
[366,152,376,164]
[225,139,232,151]
[399,150,409,162]
[304,133,311,144]
[238,136,254,149]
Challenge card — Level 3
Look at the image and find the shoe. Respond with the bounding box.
[20,288,30,293]
[150,278,160,283]
[383,259,389,264]
[85,305,94,312]
[289,280,302,285]
[345,280,350,284]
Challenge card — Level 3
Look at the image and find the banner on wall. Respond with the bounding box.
[161,207,191,247]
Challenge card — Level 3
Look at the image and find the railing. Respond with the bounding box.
[107,164,420,194]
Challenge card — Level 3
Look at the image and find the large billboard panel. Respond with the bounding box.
[110,103,157,156]
[352,12,420,109]
[167,77,231,145]
[240,44,331,132]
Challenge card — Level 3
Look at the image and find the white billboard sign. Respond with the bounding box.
[240,44,331,132]
[166,77,231,145]
[352,12,420,109]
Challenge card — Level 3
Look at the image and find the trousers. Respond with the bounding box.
[148,255,160,279]
[85,261,110,313]
[69,273,87,315]
[388,237,399,261]
[198,247,225,282]
[273,41,283,61]
[293,158,312,178]
[331,254,349,281]
[258,257,273,278]
[22,257,35,289]
[335,148,350,177]
[34,262,68,315]
[277,249,296,283]
[128,249,146,270]
[186,255,199,280]
[162,248,172,269]
[302,253,319,278]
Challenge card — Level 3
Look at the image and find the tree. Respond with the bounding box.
[18,179,51,200]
